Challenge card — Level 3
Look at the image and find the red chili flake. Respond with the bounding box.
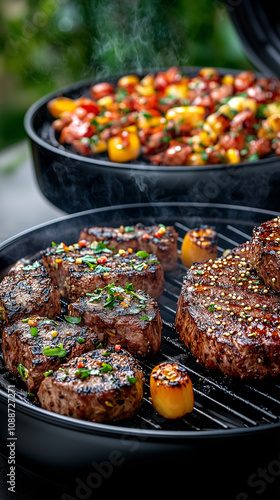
[77,361,84,369]
[154,231,162,238]
[28,319,37,327]
[79,240,87,248]
[97,256,107,264]
[115,344,121,352]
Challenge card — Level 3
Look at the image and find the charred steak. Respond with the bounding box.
[249,216,280,293]
[175,253,280,379]
[2,316,99,392]
[79,223,178,271]
[37,347,144,422]
[41,242,164,301]
[0,260,61,324]
[68,282,162,356]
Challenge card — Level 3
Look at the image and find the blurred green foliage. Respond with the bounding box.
[0,0,253,150]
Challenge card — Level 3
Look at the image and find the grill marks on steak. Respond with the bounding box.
[79,223,178,271]
[68,283,162,357]
[2,317,100,393]
[249,216,280,293]
[41,243,164,301]
[175,253,280,379]
[0,260,61,324]
[37,348,144,422]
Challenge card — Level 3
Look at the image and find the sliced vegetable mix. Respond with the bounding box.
[48,67,280,166]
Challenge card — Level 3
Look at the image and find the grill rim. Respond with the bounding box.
[1,200,280,441]
[0,388,279,441]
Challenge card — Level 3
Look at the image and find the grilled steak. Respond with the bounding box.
[2,316,99,392]
[41,242,164,301]
[175,253,280,379]
[0,260,60,324]
[68,282,162,356]
[232,241,252,260]
[37,347,144,422]
[249,216,280,293]
[79,223,178,271]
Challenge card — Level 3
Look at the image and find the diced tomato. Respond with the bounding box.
[79,240,87,248]
[97,256,107,264]
[75,97,100,116]
[91,82,115,101]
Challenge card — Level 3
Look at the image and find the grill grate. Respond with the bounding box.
[0,214,280,434]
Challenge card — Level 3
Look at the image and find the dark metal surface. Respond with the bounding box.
[24,68,280,213]
[227,0,280,78]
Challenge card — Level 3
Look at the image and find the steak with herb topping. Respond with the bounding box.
[2,316,100,392]
[37,347,144,422]
[41,242,164,301]
[79,223,178,271]
[68,282,162,356]
[249,216,280,293]
[175,253,280,379]
[0,260,61,324]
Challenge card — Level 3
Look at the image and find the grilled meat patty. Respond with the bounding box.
[79,223,178,271]
[0,260,61,324]
[249,216,280,293]
[175,253,280,379]
[41,242,164,301]
[2,316,99,392]
[37,348,144,422]
[68,282,162,356]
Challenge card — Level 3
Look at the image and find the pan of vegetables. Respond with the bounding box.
[24,66,280,213]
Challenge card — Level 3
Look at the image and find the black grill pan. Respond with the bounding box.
[0,202,280,497]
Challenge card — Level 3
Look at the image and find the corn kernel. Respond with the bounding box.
[134,84,155,96]
[266,113,280,132]
[51,330,58,338]
[91,138,107,154]
[226,148,240,164]
[165,106,205,127]
[118,249,126,255]
[222,74,234,85]
[187,153,206,166]
[75,258,83,264]
[165,83,188,99]
[97,95,114,108]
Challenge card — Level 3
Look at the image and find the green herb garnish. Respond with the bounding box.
[75,367,100,379]
[100,362,114,373]
[22,261,41,271]
[127,376,137,385]
[17,363,28,379]
[124,226,135,233]
[64,315,81,324]
[43,344,66,358]
[30,326,38,337]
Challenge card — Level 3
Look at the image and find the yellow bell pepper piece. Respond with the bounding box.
[165,106,205,127]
